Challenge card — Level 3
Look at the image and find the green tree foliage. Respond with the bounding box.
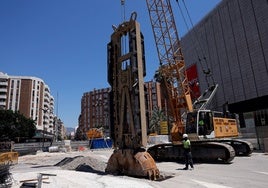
[74,128,87,141]
[0,110,36,141]
[149,107,167,134]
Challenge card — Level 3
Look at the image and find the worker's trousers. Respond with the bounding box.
[184,151,194,169]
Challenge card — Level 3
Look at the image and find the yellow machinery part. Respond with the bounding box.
[213,117,239,138]
[86,128,103,139]
[105,149,160,180]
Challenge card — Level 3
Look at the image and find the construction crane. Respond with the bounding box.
[146,0,193,142]
[145,0,253,162]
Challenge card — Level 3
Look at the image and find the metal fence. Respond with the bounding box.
[13,141,90,155]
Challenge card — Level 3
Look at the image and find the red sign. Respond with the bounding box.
[186,64,201,100]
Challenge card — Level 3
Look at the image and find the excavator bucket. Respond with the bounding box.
[105,149,160,180]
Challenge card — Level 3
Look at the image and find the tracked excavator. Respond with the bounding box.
[145,0,253,163]
[105,12,159,179]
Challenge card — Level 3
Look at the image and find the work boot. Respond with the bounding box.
[183,167,188,170]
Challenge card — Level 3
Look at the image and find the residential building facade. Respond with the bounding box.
[144,81,162,120]
[78,81,163,139]
[79,88,110,138]
[0,72,55,134]
[54,117,65,141]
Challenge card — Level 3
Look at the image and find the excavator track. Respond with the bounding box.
[212,139,253,156]
[147,141,235,163]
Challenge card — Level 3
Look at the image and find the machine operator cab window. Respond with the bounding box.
[185,112,197,134]
[186,110,214,138]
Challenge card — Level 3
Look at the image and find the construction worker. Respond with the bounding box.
[182,134,194,170]
[198,119,205,135]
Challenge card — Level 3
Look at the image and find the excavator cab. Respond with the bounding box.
[186,110,239,139]
[186,110,214,139]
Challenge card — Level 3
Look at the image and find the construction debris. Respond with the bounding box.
[0,164,12,188]
[19,173,56,188]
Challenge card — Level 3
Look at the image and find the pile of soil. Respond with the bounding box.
[55,155,107,174]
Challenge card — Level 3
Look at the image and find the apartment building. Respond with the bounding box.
[144,81,162,119]
[0,72,55,134]
[54,117,65,141]
[78,81,163,138]
[0,72,8,110]
[79,88,110,137]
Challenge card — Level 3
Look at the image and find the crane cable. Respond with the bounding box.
[175,0,215,85]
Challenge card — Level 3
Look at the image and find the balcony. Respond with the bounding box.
[0,88,7,92]
[0,101,6,106]
[0,82,8,86]
[0,95,7,99]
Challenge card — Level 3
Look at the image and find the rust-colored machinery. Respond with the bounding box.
[0,141,18,165]
[105,13,159,179]
[146,0,193,142]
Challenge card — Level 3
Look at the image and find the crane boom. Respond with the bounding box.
[146,1,253,162]
[146,0,193,141]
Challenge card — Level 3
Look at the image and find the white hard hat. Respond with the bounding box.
[183,134,188,138]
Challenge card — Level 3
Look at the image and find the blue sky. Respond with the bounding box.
[0,0,221,128]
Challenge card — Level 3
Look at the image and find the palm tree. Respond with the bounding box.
[149,107,167,134]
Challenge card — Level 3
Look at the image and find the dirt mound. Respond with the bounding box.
[56,155,107,174]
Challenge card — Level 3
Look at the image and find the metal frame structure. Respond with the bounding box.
[146,0,193,140]
[107,12,147,148]
[105,13,159,179]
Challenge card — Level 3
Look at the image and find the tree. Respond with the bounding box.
[74,127,87,141]
[0,110,36,142]
[149,107,167,134]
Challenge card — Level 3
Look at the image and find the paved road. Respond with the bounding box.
[10,151,268,188]
[148,152,268,188]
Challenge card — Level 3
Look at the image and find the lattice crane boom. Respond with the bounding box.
[146,0,193,140]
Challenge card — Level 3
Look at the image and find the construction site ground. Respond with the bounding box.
[9,148,268,188]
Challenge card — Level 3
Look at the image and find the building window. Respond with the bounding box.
[11,80,14,88]
[238,113,246,128]
[254,110,268,127]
